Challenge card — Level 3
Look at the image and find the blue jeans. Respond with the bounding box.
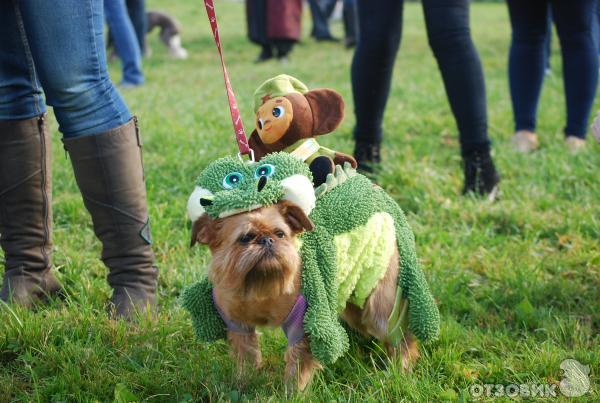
[104,0,144,86]
[507,0,598,138]
[0,0,131,138]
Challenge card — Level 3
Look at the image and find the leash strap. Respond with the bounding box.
[204,0,252,158]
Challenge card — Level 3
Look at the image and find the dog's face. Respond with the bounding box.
[191,201,314,298]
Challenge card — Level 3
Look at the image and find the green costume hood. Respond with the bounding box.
[253,74,309,112]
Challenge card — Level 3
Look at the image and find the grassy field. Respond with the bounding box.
[1,1,599,401]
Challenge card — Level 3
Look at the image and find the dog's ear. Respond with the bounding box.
[304,89,345,135]
[248,130,269,161]
[190,213,214,247]
[278,201,315,234]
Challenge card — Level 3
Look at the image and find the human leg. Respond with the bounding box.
[343,0,357,48]
[126,0,147,55]
[422,0,491,155]
[0,2,59,305]
[351,0,403,172]
[506,0,548,151]
[308,0,336,40]
[17,0,157,317]
[104,0,144,86]
[422,0,499,196]
[552,0,598,141]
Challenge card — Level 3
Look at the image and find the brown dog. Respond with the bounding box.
[191,201,418,390]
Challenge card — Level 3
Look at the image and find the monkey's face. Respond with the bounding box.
[255,97,294,144]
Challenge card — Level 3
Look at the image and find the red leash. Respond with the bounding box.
[204,0,253,159]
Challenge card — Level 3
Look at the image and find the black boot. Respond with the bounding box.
[255,45,273,63]
[353,141,381,175]
[462,149,500,200]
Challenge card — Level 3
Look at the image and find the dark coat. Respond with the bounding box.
[246,0,302,44]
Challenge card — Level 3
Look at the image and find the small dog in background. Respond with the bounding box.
[107,10,188,60]
[191,201,419,390]
[147,10,188,59]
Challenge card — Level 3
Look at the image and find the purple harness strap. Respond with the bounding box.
[212,290,307,346]
[212,289,255,335]
[281,294,308,346]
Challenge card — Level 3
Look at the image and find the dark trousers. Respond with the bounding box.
[308,0,336,38]
[507,0,598,138]
[126,0,146,54]
[351,0,490,155]
[343,0,357,43]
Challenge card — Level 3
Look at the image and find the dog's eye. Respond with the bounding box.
[254,163,275,179]
[275,230,285,238]
[223,172,243,189]
[257,118,264,130]
[239,233,256,244]
[272,106,285,118]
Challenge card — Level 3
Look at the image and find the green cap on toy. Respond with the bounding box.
[253,74,309,112]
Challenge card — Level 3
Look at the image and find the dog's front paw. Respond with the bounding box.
[228,331,262,376]
[251,351,263,370]
[284,338,322,391]
[386,333,419,372]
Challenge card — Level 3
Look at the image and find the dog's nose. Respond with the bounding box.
[258,236,274,247]
[257,175,267,192]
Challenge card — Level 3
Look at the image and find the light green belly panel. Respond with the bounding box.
[333,212,397,311]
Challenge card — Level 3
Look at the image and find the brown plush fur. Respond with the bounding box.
[191,201,418,390]
[249,90,356,169]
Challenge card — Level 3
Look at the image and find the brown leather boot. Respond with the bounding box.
[0,114,61,306]
[62,118,158,319]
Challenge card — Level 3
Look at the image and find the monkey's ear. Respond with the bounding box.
[248,130,269,161]
[278,200,315,234]
[304,89,345,135]
[190,214,214,247]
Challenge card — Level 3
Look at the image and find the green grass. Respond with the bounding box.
[1,1,599,401]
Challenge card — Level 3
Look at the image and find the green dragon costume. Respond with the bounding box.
[182,152,439,365]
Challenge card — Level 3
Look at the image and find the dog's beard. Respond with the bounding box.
[209,241,300,299]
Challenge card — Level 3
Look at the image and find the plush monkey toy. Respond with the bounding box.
[249,74,357,187]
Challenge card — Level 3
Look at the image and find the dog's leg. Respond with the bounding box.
[363,249,400,339]
[227,331,262,375]
[387,331,419,372]
[284,337,322,391]
[342,248,420,370]
[343,249,399,340]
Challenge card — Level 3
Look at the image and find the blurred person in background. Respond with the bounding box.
[108,0,147,57]
[105,0,145,87]
[308,0,338,42]
[507,0,598,154]
[343,0,358,48]
[246,0,303,62]
[351,0,500,199]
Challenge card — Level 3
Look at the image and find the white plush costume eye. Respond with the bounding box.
[187,186,214,222]
[187,174,315,222]
[280,175,316,217]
